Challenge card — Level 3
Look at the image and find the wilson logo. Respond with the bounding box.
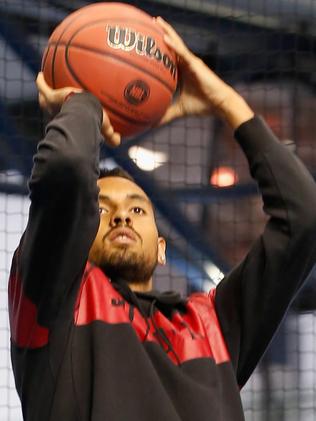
[124,80,150,105]
[106,25,177,79]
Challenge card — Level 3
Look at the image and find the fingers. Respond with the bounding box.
[102,110,121,147]
[57,86,83,99]
[155,17,192,61]
[156,103,182,127]
[38,92,47,110]
[36,72,49,95]
[36,72,53,111]
[37,72,121,145]
[104,130,121,147]
[36,72,83,114]
[108,132,121,147]
[36,71,82,97]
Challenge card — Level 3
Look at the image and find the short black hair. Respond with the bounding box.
[98,167,156,218]
[99,167,135,182]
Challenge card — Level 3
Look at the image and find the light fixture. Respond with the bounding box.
[210,166,238,187]
[0,170,24,184]
[128,146,167,171]
[99,158,118,170]
[203,262,224,287]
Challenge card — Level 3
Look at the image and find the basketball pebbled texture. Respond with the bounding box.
[42,2,178,137]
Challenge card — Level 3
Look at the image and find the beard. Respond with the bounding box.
[99,246,158,285]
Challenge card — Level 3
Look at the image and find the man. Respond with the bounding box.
[8,17,316,421]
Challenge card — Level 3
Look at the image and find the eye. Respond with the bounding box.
[131,206,145,215]
[99,207,109,215]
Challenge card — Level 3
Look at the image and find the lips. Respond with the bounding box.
[107,228,137,243]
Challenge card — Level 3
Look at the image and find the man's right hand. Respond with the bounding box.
[36,72,121,147]
[155,17,254,130]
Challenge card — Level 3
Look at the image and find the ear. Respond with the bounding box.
[157,237,166,265]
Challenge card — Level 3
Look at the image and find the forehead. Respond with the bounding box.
[97,176,151,203]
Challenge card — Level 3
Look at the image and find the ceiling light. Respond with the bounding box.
[210,166,238,187]
[203,262,224,286]
[128,146,167,171]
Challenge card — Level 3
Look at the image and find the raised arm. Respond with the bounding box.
[11,78,120,329]
[156,17,316,387]
[215,116,316,387]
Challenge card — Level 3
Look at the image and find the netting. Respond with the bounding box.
[0,0,316,420]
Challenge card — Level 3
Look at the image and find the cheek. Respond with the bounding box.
[139,224,158,247]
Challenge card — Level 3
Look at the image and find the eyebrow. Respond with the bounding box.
[99,193,151,204]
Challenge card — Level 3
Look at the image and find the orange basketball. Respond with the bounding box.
[41,2,178,137]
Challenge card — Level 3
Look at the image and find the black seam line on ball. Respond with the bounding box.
[62,35,175,94]
[64,41,175,94]
[50,8,88,88]
[64,46,152,127]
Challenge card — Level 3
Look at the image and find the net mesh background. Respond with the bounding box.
[0,0,316,420]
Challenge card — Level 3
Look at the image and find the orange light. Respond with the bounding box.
[210,166,238,187]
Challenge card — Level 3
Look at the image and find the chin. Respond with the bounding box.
[99,249,157,284]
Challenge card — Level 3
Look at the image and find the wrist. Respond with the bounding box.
[63,91,77,103]
[215,89,254,130]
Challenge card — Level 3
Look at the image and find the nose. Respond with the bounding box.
[110,209,132,227]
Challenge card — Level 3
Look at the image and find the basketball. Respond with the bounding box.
[41,2,178,137]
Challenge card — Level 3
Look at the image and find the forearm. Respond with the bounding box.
[187,55,255,130]
[215,116,316,387]
[190,56,255,129]
[235,115,316,225]
[215,87,254,130]
[19,93,103,325]
[29,92,103,196]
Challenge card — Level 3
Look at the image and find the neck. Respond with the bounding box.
[127,278,153,292]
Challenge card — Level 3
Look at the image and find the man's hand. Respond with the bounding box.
[36,72,82,116]
[36,72,121,147]
[155,17,254,130]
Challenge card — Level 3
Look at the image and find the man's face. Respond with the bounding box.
[88,176,166,285]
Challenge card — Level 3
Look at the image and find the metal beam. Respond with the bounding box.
[171,183,258,203]
[0,181,28,195]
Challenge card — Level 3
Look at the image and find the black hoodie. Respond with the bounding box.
[8,93,316,421]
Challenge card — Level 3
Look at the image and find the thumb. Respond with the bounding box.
[101,109,121,147]
[55,86,83,103]
[157,102,183,126]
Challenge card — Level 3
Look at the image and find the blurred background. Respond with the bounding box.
[0,0,316,420]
